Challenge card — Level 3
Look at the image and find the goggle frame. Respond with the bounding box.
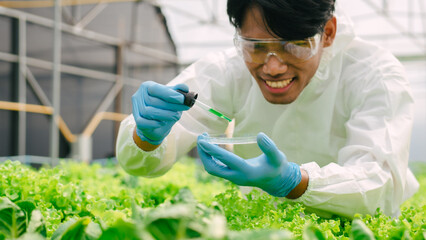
[233,33,322,64]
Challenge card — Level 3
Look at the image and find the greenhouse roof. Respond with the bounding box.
[156,0,426,64]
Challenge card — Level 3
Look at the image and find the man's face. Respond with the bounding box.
[239,6,335,104]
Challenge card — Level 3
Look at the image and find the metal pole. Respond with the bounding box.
[0,7,180,63]
[50,0,62,164]
[18,16,27,155]
[114,43,124,148]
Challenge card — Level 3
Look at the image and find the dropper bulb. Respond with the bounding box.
[176,89,198,107]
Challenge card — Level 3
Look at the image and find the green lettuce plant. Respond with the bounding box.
[0,159,424,240]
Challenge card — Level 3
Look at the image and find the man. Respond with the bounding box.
[116,0,419,218]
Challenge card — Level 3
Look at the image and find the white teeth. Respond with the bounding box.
[265,78,293,88]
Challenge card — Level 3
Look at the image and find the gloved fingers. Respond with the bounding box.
[144,94,189,112]
[197,144,244,183]
[147,83,186,105]
[197,133,215,162]
[135,128,163,144]
[133,93,184,122]
[197,139,246,170]
[133,115,166,130]
[140,106,182,122]
[209,164,247,186]
[197,132,210,141]
[201,157,241,181]
[135,80,153,94]
[132,97,173,122]
[131,97,145,122]
[198,148,228,170]
[171,83,189,93]
[257,132,284,167]
[197,139,228,171]
[222,171,248,186]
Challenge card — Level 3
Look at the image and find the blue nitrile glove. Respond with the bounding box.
[132,81,190,145]
[197,132,302,197]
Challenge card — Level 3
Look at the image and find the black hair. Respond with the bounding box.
[227,0,335,40]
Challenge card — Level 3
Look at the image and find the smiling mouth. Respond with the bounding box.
[265,78,294,88]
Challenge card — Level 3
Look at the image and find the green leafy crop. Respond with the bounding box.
[0,158,424,240]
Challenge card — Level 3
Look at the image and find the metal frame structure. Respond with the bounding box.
[155,0,426,62]
[0,2,179,162]
[354,0,426,60]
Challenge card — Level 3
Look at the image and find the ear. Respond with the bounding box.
[322,16,337,48]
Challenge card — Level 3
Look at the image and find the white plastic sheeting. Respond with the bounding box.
[157,0,425,63]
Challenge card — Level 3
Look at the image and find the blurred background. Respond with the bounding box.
[0,0,425,164]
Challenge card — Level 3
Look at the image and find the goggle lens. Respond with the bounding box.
[234,33,321,64]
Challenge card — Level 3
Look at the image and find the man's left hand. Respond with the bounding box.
[197,132,302,197]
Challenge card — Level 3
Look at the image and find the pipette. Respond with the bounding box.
[177,90,232,122]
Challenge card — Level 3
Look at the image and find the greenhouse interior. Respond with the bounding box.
[0,0,425,239]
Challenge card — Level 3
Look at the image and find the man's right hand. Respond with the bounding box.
[132,81,190,146]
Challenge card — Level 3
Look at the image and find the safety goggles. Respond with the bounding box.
[233,33,322,64]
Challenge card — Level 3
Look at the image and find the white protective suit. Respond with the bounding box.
[116,5,419,218]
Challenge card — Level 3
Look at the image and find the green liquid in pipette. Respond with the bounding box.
[208,108,232,122]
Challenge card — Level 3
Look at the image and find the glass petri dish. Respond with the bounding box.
[205,135,257,145]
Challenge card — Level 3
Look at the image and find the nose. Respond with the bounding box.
[262,53,288,76]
